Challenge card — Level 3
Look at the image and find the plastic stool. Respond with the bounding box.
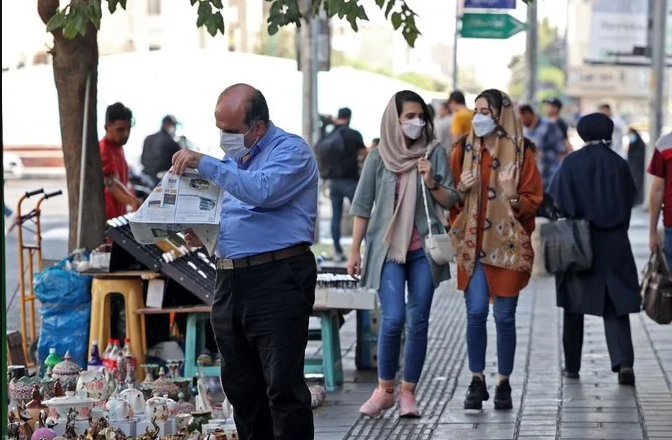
[88,277,147,381]
[183,313,219,378]
[304,309,343,392]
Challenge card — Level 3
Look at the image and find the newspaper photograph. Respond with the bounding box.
[129,169,224,255]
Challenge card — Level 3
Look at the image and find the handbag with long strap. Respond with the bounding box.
[420,150,455,265]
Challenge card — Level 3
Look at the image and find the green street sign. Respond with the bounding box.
[460,13,527,39]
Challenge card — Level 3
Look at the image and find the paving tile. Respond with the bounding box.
[313,216,672,438]
[561,426,644,439]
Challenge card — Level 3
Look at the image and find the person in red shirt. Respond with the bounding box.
[100,102,140,220]
[647,131,672,263]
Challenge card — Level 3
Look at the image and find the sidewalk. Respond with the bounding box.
[312,210,672,440]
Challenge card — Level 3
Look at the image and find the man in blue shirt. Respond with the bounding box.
[519,104,566,189]
[171,83,319,440]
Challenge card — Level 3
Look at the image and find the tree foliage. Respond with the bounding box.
[47,0,540,47]
[508,17,564,102]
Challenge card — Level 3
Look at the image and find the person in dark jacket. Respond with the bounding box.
[141,115,182,184]
[547,113,639,385]
[627,127,646,206]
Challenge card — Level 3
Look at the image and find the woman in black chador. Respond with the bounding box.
[547,113,640,385]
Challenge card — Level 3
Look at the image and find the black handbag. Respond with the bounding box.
[540,214,592,274]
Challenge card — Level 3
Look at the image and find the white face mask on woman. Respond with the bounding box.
[400,118,426,140]
[472,113,497,137]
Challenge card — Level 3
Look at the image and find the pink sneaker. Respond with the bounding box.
[359,387,395,417]
[398,390,420,418]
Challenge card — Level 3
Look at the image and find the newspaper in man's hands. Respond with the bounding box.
[129,169,224,255]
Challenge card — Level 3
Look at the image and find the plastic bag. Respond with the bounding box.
[38,304,91,370]
[34,255,93,372]
[34,256,92,306]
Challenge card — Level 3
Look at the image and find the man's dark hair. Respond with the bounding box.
[106,102,132,123]
[245,90,270,126]
[440,101,451,111]
[337,107,352,120]
[518,104,535,115]
[448,91,466,106]
[598,103,611,112]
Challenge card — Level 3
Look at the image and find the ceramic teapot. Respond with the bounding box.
[118,388,145,418]
[76,368,115,403]
[144,393,170,422]
[105,397,131,421]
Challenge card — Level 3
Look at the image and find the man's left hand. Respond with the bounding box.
[171,149,204,175]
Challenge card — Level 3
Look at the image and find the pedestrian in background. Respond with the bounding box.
[448,90,472,140]
[316,107,366,263]
[626,127,646,206]
[519,104,566,190]
[449,89,543,411]
[647,130,672,263]
[348,90,457,418]
[141,114,182,185]
[100,102,140,220]
[543,97,573,153]
[547,113,639,385]
[4,193,17,233]
[598,103,627,158]
[435,101,453,151]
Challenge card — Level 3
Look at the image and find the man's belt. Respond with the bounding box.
[216,244,311,270]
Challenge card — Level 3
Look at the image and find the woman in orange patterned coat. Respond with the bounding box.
[448,89,543,411]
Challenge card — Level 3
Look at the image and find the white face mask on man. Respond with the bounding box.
[472,113,497,137]
[400,118,426,140]
[219,125,258,160]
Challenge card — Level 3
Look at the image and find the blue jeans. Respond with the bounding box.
[664,228,672,266]
[464,261,519,376]
[329,179,358,254]
[4,203,11,217]
[377,249,435,383]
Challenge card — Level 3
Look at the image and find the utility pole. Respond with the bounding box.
[525,0,538,104]
[452,0,461,90]
[300,3,315,148]
[299,0,321,242]
[644,0,668,210]
[649,0,667,152]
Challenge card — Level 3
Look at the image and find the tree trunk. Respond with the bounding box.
[39,1,106,251]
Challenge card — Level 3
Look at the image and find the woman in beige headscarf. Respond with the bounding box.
[449,89,543,411]
[348,90,459,418]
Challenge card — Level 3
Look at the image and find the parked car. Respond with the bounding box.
[3,153,23,178]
